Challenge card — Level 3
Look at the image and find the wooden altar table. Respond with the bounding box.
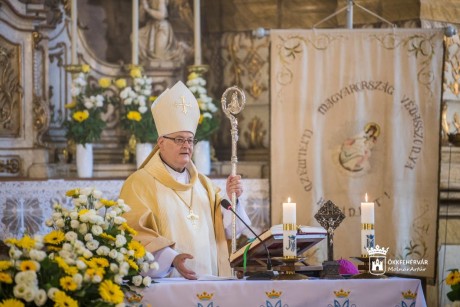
[139,277,426,307]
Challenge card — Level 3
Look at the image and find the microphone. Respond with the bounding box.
[221,199,274,280]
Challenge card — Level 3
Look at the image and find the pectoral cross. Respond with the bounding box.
[175,96,191,114]
[187,209,199,227]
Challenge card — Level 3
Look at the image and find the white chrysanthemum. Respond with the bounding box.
[120,261,130,274]
[115,303,126,307]
[73,273,83,287]
[47,287,59,300]
[203,112,212,118]
[76,259,87,270]
[150,262,159,270]
[86,240,100,251]
[13,283,28,298]
[34,288,47,306]
[45,219,54,227]
[29,249,47,262]
[65,231,78,242]
[84,233,94,242]
[84,99,94,110]
[9,248,23,259]
[62,243,73,251]
[114,274,123,285]
[141,262,149,272]
[92,274,102,283]
[109,249,118,259]
[80,187,93,196]
[128,250,135,257]
[119,247,128,254]
[52,212,62,220]
[55,218,65,228]
[82,249,93,259]
[94,201,104,210]
[23,287,37,303]
[110,263,119,273]
[70,219,80,229]
[142,276,152,287]
[69,211,79,220]
[96,245,110,256]
[15,270,37,285]
[144,251,155,262]
[132,275,143,287]
[120,87,132,99]
[78,223,88,235]
[138,106,148,114]
[114,216,126,225]
[78,193,89,203]
[91,225,103,236]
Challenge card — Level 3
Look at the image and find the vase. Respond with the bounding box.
[136,143,153,169]
[193,140,211,175]
[76,143,93,178]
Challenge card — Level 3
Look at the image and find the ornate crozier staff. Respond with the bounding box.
[221,86,246,253]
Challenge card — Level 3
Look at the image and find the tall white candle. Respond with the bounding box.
[71,0,78,64]
[283,197,297,258]
[132,0,139,65]
[361,193,375,256]
[193,0,202,65]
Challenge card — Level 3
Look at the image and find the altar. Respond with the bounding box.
[138,277,426,307]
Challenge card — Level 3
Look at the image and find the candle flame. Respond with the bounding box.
[288,197,291,203]
[365,193,368,202]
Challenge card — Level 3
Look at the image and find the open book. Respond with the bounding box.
[229,224,327,268]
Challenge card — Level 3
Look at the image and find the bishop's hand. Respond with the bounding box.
[173,253,197,280]
[226,175,243,199]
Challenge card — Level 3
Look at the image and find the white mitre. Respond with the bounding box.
[151,81,200,136]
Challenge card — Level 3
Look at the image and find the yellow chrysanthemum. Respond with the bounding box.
[100,199,116,207]
[20,260,39,272]
[86,267,105,279]
[127,110,142,122]
[98,77,111,88]
[81,64,91,73]
[0,298,24,307]
[17,235,36,250]
[60,276,78,291]
[0,272,13,284]
[128,240,146,259]
[149,95,157,102]
[78,209,89,216]
[198,114,204,124]
[66,188,80,197]
[115,78,127,89]
[64,101,77,109]
[130,67,142,79]
[91,257,109,268]
[125,256,139,271]
[0,260,13,271]
[121,223,137,236]
[99,280,124,304]
[187,72,198,80]
[100,233,116,241]
[4,238,19,247]
[44,230,66,245]
[72,110,89,123]
[46,245,62,252]
[54,290,78,307]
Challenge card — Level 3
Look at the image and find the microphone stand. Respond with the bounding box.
[221,200,275,280]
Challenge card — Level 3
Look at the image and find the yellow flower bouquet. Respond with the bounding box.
[117,68,158,143]
[0,187,158,306]
[185,72,220,141]
[64,65,111,145]
[446,268,460,303]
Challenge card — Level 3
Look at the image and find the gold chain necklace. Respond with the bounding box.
[173,187,199,227]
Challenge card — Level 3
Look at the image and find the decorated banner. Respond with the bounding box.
[270,28,444,278]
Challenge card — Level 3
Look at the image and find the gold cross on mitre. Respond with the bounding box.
[175,95,192,114]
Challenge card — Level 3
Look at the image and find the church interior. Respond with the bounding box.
[1,0,460,306]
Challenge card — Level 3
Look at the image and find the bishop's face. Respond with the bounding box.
[158,131,195,172]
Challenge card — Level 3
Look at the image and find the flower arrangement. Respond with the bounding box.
[117,67,158,143]
[64,65,112,145]
[446,268,460,304]
[0,187,157,306]
[185,72,220,141]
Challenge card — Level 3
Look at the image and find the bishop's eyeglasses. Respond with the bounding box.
[163,136,199,146]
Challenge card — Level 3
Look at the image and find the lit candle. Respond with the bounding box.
[132,0,139,65]
[71,0,78,64]
[361,193,375,257]
[283,197,297,258]
[193,0,202,65]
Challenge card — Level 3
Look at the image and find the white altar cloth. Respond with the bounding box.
[139,277,426,307]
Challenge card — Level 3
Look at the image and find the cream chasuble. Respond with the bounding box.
[119,147,231,277]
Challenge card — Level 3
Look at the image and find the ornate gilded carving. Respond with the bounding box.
[0,157,21,175]
[443,34,460,97]
[33,31,43,49]
[32,94,49,146]
[224,33,269,99]
[0,39,22,137]
[244,116,266,149]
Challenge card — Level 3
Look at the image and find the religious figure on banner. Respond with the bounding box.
[338,122,380,173]
[138,0,189,63]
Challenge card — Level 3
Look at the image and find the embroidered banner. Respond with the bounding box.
[270,29,444,278]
